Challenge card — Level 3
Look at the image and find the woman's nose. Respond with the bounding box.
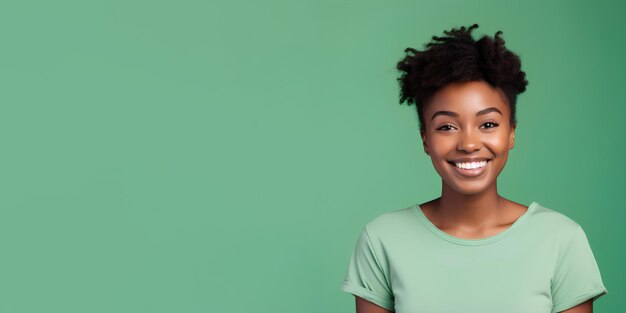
[457,130,481,152]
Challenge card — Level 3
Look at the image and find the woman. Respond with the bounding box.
[340,24,608,313]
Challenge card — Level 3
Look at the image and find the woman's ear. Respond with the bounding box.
[420,128,429,155]
[508,126,515,150]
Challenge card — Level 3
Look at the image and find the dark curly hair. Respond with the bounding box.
[396,24,528,132]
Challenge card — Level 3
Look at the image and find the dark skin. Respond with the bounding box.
[354,80,592,313]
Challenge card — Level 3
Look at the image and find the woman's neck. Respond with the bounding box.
[429,180,507,231]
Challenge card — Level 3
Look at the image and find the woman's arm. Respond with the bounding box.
[558,299,592,313]
[355,296,394,313]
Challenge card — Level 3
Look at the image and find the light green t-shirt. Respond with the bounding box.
[340,201,608,313]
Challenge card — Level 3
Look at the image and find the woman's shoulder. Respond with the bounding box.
[361,203,418,235]
[528,201,583,235]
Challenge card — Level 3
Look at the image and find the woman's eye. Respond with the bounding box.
[436,122,498,131]
[436,125,454,131]
[482,121,499,129]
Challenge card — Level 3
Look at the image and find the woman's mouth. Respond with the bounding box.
[446,159,492,178]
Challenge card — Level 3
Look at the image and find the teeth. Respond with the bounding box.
[454,160,488,169]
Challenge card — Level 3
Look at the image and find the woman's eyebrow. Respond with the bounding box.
[430,107,503,120]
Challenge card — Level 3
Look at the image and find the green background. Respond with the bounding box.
[0,0,623,312]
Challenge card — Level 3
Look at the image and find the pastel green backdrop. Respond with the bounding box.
[0,0,623,312]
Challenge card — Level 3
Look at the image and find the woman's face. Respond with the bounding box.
[420,80,515,195]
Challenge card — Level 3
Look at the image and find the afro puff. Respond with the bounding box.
[396,24,528,131]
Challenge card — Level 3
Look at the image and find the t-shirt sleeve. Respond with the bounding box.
[340,226,395,311]
[551,224,608,313]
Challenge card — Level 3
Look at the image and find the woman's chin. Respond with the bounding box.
[444,179,495,196]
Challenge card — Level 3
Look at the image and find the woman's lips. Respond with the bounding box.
[447,160,492,178]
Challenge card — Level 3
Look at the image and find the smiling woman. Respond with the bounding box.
[340,24,608,313]
[422,81,514,195]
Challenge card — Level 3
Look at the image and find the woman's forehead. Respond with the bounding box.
[425,82,510,116]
